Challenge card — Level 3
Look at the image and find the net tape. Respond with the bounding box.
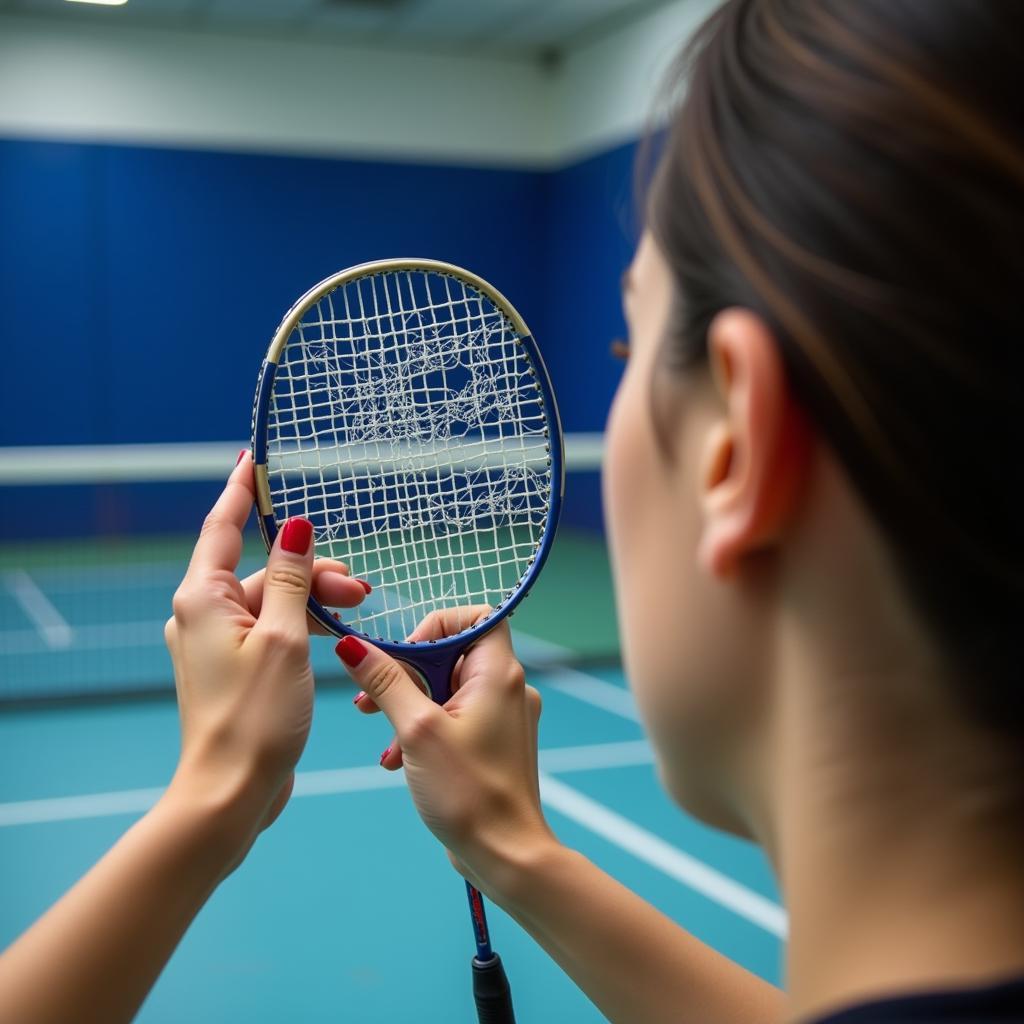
[265,269,553,641]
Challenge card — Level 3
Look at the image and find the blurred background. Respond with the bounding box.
[0,0,722,702]
[0,3,782,1022]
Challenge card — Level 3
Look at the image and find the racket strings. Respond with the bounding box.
[265,270,552,641]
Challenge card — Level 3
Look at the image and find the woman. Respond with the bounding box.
[2,1,1021,1021]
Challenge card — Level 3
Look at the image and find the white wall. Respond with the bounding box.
[0,14,552,166]
[0,2,718,167]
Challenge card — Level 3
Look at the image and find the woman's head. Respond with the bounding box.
[605,0,1024,833]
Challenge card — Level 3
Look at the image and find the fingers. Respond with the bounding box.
[252,517,315,644]
[335,634,440,736]
[407,608,518,675]
[352,689,379,714]
[351,608,506,716]
[457,618,519,686]
[241,559,369,629]
[405,605,494,643]
[186,451,256,580]
[379,735,403,771]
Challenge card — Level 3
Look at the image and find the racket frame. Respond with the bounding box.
[250,258,564,690]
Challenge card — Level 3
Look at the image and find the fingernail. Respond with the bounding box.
[235,449,247,466]
[356,579,372,594]
[379,746,391,765]
[352,690,366,705]
[335,635,367,667]
[280,517,313,555]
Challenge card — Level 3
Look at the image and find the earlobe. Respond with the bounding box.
[696,309,812,578]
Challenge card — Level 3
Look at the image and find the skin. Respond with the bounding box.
[3,234,1023,1022]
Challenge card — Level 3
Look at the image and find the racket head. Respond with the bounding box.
[250,258,563,661]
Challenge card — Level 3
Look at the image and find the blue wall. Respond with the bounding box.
[541,139,638,531]
[0,136,639,537]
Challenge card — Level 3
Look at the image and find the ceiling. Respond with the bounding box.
[0,0,672,60]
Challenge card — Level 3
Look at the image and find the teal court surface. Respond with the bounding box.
[0,530,784,1023]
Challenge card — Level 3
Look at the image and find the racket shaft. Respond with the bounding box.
[465,881,493,960]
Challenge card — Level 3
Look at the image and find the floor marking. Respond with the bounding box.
[538,667,640,722]
[0,740,782,938]
[511,632,578,665]
[538,739,652,773]
[0,619,167,656]
[3,571,74,649]
[0,786,168,826]
[538,774,788,938]
[0,739,654,828]
[513,632,640,722]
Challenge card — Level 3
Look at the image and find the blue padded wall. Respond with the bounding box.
[540,139,638,532]
[0,141,107,446]
[0,136,639,538]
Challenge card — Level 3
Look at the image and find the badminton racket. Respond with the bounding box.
[250,258,563,1024]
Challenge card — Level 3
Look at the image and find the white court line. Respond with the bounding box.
[514,632,640,722]
[538,666,640,722]
[0,785,168,826]
[538,739,652,773]
[0,739,651,828]
[0,738,787,938]
[3,571,74,649]
[0,620,167,656]
[539,774,787,938]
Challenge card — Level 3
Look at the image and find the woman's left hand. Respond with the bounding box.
[164,451,368,867]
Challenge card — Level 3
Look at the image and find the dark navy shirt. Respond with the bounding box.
[814,976,1024,1023]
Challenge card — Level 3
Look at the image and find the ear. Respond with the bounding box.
[696,309,812,577]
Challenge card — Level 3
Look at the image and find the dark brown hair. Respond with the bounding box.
[650,0,1023,731]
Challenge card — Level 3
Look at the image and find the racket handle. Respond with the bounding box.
[472,954,516,1024]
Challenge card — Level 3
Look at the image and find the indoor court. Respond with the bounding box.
[1,1,784,1020]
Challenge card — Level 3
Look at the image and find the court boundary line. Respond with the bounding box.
[0,739,653,827]
[539,774,787,938]
[0,737,785,937]
[2,570,74,650]
[513,633,640,721]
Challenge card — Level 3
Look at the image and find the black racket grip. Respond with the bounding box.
[472,954,516,1024]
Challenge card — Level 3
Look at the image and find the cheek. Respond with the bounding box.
[605,369,758,828]
[604,366,697,718]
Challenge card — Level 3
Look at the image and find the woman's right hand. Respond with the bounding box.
[335,608,557,900]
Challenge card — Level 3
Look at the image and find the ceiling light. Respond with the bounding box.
[65,0,129,6]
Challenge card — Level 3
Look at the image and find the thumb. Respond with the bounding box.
[335,635,439,737]
[256,517,314,637]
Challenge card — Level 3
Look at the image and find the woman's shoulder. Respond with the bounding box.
[812,975,1024,1024]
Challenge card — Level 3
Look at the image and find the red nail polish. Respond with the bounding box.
[335,635,367,667]
[356,579,372,594]
[280,518,312,555]
[235,449,247,466]
[379,746,391,765]
[352,690,366,705]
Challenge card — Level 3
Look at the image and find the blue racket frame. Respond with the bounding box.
[250,267,564,706]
